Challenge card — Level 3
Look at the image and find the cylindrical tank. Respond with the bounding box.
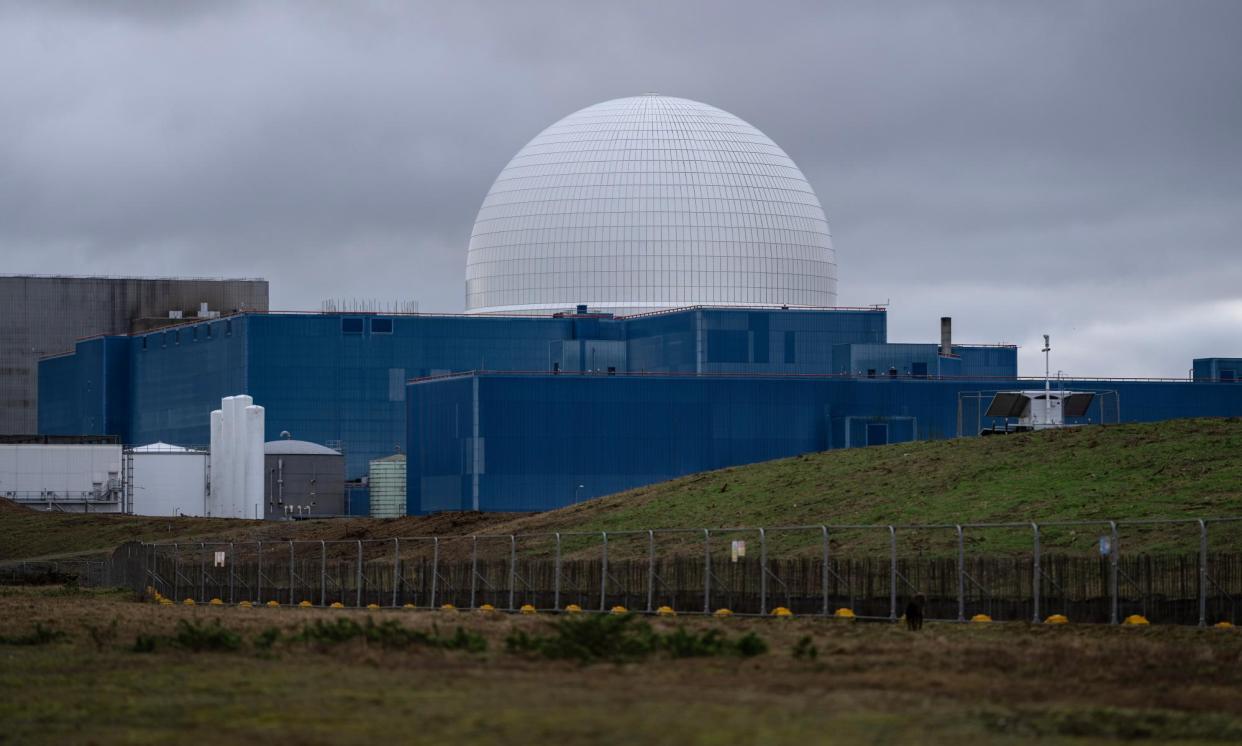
[368,454,406,518]
[244,405,265,520]
[209,409,222,516]
[262,440,345,519]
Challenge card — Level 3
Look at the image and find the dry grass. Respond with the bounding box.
[2,585,1242,744]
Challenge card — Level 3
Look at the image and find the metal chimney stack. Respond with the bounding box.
[940,317,952,356]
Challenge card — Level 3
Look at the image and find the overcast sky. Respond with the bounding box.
[3,1,1239,377]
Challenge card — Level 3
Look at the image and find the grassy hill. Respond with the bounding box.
[3,418,1240,561]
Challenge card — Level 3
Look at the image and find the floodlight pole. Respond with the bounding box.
[1042,334,1051,426]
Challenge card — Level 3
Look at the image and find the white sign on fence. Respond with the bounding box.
[731,540,746,563]
[213,551,226,568]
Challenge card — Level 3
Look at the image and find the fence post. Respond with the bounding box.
[647,530,655,613]
[469,536,478,609]
[821,526,829,617]
[392,538,400,608]
[355,540,363,607]
[199,542,206,603]
[430,537,439,609]
[955,525,965,622]
[320,541,327,606]
[288,542,295,606]
[172,543,179,602]
[703,529,711,614]
[228,542,235,604]
[888,526,897,622]
[1031,522,1041,623]
[600,531,608,612]
[1109,520,1119,625]
[1198,519,1208,628]
[759,528,768,615]
[508,535,517,611]
[257,541,263,604]
[554,533,562,612]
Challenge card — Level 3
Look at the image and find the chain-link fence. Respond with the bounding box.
[4,518,1239,626]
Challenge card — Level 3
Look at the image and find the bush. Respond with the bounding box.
[294,617,486,653]
[172,619,242,652]
[131,634,157,653]
[0,622,66,646]
[734,632,768,657]
[85,618,119,652]
[661,627,728,658]
[253,627,281,651]
[792,635,818,661]
[505,614,769,663]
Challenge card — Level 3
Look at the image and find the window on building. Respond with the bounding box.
[342,317,365,334]
[371,318,393,334]
[1222,369,1236,383]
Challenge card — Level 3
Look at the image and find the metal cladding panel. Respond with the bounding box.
[953,346,1019,378]
[128,318,249,447]
[262,453,345,518]
[368,456,407,518]
[407,373,833,514]
[466,95,837,314]
[130,452,208,517]
[1,276,266,435]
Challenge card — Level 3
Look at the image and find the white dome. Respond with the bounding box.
[465,95,837,315]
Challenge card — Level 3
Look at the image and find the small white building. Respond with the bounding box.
[0,438,123,513]
[368,453,406,518]
[128,442,209,517]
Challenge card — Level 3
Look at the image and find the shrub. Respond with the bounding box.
[131,634,157,653]
[254,627,281,651]
[85,618,119,652]
[661,627,728,658]
[0,622,66,646]
[734,632,768,657]
[792,635,818,661]
[172,619,242,652]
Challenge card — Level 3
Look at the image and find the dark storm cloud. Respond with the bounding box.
[2,1,1239,375]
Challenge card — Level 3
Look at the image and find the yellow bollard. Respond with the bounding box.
[366,603,380,610]
[1214,621,1234,629]
[519,604,537,615]
[713,608,733,618]
[834,608,856,619]
[970,614,992,623]
[610,605,628,615]
[298,600,313,608]
[1123,614,1150,626]
[266,600,280,608]
[330,602,345,609]
[182,598,196,606]
[656,605,676,617]
[478,604,496,613]
[209,598,223,606]
[1044,614,1069,624]
[771,607,793,618]
[238,600,252,608]
[440,603,457,612]
[402,603,416,609]
[564,604,583,614]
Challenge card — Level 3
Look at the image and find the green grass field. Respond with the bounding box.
[3,418,1240,562]
[2,586,1242,745]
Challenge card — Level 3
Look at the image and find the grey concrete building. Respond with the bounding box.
[0,275,268,434]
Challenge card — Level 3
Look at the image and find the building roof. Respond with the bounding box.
[263,440,342,456]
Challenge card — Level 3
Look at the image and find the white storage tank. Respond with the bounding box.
[368,454,406,518]
[128,442,209,517]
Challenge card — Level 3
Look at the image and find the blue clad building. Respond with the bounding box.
[32,94,1242,517]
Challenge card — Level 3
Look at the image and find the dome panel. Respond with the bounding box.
[465,95,837,314]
